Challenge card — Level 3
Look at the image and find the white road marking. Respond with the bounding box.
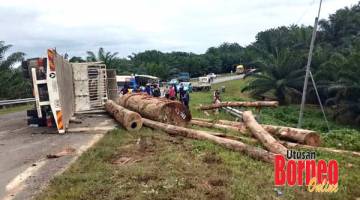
[1,133,105,200]
[3,159,46,200]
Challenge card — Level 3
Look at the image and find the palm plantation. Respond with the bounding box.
[0,41,30,99]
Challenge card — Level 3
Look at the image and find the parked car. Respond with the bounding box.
[192,77,211,91]
[169,78,179,85]
[207,73,217,79]
[177,82,192,92]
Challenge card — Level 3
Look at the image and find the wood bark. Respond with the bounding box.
[203,129,360,158]
[190,120,248,133]
[280,141,360,157]
[105,100,143,131]
[142,118,275,163]
[118,93,191,126]
[198,101,278,110]
[192,118,321,146]
[243,111,288,155]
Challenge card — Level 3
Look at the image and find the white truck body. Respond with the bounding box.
[29,49,109,133]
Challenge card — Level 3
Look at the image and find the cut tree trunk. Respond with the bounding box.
[243,111,288,155]
[105,100,143,131]
[190,119,248,133]
[192,118,321,146]
[198,101,278,110]
[280,141,360,157]
[118,93,191,126]
[261,124,321,146]
[201,129,360,158]
[142,118,275,163]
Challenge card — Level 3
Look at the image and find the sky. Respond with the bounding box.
[1,0,359,58]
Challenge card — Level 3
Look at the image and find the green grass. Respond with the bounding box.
[37,79,360,200]
[0,104,32,115]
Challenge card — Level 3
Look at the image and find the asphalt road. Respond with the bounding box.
[212,74,244,84]
[0,111,116,200]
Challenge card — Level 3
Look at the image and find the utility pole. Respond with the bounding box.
[298,0,323,128]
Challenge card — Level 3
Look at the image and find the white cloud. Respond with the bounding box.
[0,0,358,58]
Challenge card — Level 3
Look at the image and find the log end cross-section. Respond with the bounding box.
[105,100,143,131]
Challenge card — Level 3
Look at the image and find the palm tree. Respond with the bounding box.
[241,48,304,104]
[86,47,118,69]
[0,41,28,99]
[320,50,360,124]
[0,41,25,70]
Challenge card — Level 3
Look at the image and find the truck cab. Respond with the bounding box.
[178,72,190,82]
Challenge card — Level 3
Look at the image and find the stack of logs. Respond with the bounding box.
[105,94,360,163]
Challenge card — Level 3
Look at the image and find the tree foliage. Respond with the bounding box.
[0,41,30,99]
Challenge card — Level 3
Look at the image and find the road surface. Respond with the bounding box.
[212,74,244,84]
[0,111,116,200]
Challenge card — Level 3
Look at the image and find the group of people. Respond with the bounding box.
[120,83,161,97]
[163,83,190,109]
[120,83,190,109]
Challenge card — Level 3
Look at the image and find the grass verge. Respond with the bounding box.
[0,104,32,115]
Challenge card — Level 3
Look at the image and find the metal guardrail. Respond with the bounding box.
[0,98,35,106]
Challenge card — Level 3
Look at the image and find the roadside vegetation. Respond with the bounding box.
[0,104,32,115]
[0,41,31,100]
[37,79,360,200]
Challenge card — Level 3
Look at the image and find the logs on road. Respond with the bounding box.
[105,100,143,131]
[142,118,275,163]
[118,93,191,126]
[243,111,288,155]
[198,101,278,110]
[192,118,321,146]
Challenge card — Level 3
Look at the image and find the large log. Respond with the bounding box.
[190,119,248,133]
[142,118,275,163]
[198,101,278,110]
[118,93,191,126]
[203,129,360,158]
[192,118,321,146]
[243,111,288,155]
[281,141,360,157]
[105,100,143,131]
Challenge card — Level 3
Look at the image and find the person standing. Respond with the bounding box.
[213,89,221,104]
[152,84,161,97]
[179,83,185,102]
[173,84,178,99]
[145,83,151,95]
[169,85,176,100]
[213,89,221,114]
[121,84,129,95]
[164,85,170,98]
[182,91,190,109]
